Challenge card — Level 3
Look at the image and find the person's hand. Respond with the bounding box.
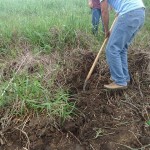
[105,30,110,38]
[88,0,93,8]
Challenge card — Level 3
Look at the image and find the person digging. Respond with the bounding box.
[99,0,145,90]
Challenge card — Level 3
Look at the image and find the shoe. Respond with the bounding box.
[104,82,127,90]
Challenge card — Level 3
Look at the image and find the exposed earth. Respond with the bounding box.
[0,48,150,150]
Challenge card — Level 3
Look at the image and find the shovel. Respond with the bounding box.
[83,17,117,91]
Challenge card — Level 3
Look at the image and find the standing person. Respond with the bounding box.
[88,0,104,35]
[99,0,145,90]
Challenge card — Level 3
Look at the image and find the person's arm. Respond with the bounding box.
[100,0,109,37]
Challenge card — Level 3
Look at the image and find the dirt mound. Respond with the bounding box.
[0,49,150,150]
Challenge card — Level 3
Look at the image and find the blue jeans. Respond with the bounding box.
[106,8,145,86]
[92,8,103,35]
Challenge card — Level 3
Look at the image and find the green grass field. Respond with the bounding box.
[0,0,90,48]
[0,0,150,120]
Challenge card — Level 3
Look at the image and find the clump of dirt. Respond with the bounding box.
[0,49,150,150]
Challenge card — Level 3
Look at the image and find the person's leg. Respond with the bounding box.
[121,43,130,82]
[92,8,100,35]
[105,8,145,88]
[121,9,145,83]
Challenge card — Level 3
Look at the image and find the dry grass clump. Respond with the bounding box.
[1,51,60,80]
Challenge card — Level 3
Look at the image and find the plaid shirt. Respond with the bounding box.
[92,0,101,9]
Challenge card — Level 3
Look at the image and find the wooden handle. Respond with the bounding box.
[84,17,117,83]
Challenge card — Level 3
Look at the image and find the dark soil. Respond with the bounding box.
[0,50,150,150]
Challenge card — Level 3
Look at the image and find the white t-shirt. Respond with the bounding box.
[100,0,145,16]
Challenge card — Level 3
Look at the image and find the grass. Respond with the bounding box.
[0,0,150,120]
[131,1,150,50]
[0,0,90,48]
[0,72,75,120]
